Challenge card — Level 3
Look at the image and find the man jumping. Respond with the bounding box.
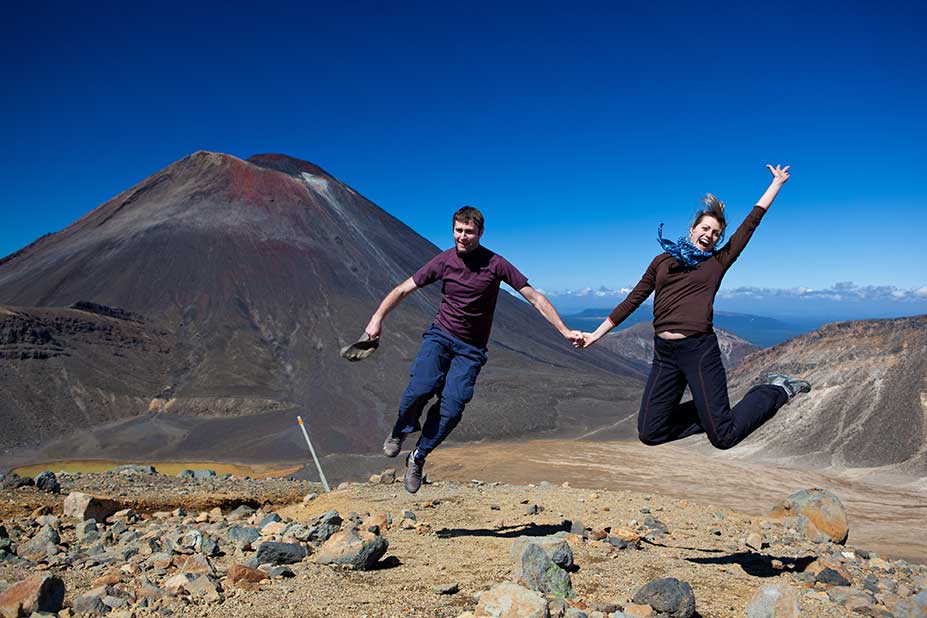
[364,206,583,493]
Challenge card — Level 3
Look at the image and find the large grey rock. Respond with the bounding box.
[17,526,60,562]
[304,511,343,544]
[253,542,308,565]
[745,583,800,618]
[72,594,110,615]
[227,526,261,546]
[63,493,121,522]
[511,536,573,570]
[316,527,387,571]
[34,472,60,494]
[474,582,548,618]
[511,542,572,598]
[192,469,216,479]
[815,567,850,586]
[631,578,696,618]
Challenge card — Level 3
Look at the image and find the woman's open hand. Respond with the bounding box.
[766,164,790,185]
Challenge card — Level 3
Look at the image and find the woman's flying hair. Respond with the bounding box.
[692,193,727,233]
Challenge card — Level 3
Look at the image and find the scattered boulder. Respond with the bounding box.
[178,554,216,577]
[17,525,60,562]
[316,526,388,571]
[111,465,157,475]
[0,574,65,617]
[631,578,696,618]
[511,541,573,598]
[227,505,256,521]
[434,583,459,595]
[172,530,203,554]
[267,566,295,578]
[769,488,849,544]
[192,469,217,479]
[474,582,548,618]
[227,526,261,548]
[745,583,800,618]
[253,542,308,566]
[259,513,282,529]
[306,511,342,543]
[34,472,60,494]
[825,587,877,612]
[71,594,109,616]
[815,567,851,587]
[63,493,121,522]
[227,564,268,585]
[163,573,222,601]
[511,536,574,571]
[1,474,34,489]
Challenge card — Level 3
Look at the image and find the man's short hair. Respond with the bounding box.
[453,206,484,232]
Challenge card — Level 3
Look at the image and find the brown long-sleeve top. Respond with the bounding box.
[608,206,767,334]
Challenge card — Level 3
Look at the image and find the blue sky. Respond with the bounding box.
[2,2,925,315]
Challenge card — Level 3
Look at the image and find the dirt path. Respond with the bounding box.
[426,439,927,564]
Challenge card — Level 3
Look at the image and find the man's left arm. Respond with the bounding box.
[518,285,585,348]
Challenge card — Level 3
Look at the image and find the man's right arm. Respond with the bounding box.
[365,277,419,339]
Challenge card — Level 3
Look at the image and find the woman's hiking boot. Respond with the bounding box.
[766,372,812,401]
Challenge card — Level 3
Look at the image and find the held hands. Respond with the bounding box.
[581,332,600,348]
[766,164,790,185]
[564,330,585,349]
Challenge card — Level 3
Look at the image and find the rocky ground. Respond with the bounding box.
[1,467,926,617]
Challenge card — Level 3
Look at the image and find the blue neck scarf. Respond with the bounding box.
[657,224,715,268]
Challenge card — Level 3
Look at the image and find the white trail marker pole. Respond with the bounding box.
[296,415,330,492]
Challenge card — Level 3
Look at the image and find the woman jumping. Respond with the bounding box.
[582,164,810,450]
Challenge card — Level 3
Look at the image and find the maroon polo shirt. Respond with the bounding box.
[413,245,529,348]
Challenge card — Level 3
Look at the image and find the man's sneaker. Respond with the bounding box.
[383,433,405,458]
[404,451,425,494]
[766,372,812,401]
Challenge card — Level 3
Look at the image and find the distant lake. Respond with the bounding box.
[564,308,829,347]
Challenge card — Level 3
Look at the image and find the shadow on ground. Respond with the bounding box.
[686,551,817,577]
[436,521,570,539]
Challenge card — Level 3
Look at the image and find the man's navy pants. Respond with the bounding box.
[638,331,787,450]
[391,325,487,461]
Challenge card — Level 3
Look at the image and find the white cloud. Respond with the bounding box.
[544,282,927,303]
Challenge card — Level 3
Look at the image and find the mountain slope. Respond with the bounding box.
[718,315,927,475]
[0,152,642,460]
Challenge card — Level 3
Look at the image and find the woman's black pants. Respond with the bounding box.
[638,331,787,450]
